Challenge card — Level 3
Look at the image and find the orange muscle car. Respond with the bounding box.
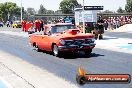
[29,23,96,57]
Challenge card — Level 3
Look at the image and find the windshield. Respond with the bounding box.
[51,25,77,34]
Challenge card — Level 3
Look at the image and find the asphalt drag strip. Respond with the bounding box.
[0,32,132,88]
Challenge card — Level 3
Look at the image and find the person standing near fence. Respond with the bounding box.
[34,20,38,32]
[22,20,26,32]
[104,19,108,30]
[40,19,44,31]
[97,17,104,39]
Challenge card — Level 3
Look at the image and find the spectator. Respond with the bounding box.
[104,19,108,30]
[97,17,104,39]
[10,21,13,27]
[28,25,35,34]
[40,19,44,31]
[6,20,10,27]
[22,20,26,32]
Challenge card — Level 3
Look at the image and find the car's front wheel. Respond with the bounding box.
[52,44,61,57]
[84,49,92,56]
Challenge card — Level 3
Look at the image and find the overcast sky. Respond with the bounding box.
[0,0,126,11]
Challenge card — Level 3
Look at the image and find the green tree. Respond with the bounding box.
[102,10,114,13]
[54,10,62,14]
[0,4,3,21]
[0,2,22,21]
[27,7,36,15]
[38,4,47,14]
[0,3,5,21]
[59,0,80,14]
[125,0,132,12]
[46,10,54,14]
[117,7,125,13]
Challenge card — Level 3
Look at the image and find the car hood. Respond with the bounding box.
[51,29,94,40]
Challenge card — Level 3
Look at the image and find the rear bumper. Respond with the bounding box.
[58,43,96,51]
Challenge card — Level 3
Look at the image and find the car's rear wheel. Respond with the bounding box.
[33,43,41,52]
[52,44,61,57]
[36,45,41,52]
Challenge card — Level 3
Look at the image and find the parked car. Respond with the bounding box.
[0,22,3,27]
[29,23,96,57]
[12,20,22,28]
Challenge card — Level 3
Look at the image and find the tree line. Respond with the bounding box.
[0,0,132,21]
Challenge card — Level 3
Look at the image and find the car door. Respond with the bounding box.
[39,26,52,51]
[38,34,47,50]
[33,32,44,50]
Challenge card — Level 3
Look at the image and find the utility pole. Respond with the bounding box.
[8,12,10,20]
[82,0,85,33]
[7,2,10,20]
[21,0,23,22]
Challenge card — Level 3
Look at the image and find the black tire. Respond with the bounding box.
[52,44,61,57]
[84,49,92,56]
[35,44,41,52]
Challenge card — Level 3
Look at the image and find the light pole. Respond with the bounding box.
[8,12,10,20]
[82,0,85,33]
[7,2,10,20]
[21,0,23,22]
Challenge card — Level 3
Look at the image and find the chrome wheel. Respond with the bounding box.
[35,44,41,52]
[53,45,59,56]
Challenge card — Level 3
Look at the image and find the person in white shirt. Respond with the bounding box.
[28,26,35,34]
